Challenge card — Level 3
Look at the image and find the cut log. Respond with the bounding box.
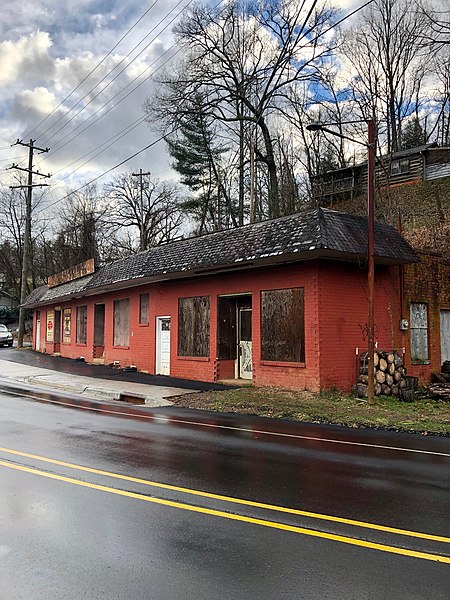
[400,389,416,402]
[358,374,369,385]
[387,362,396,376]
[381,384,392,396]
[360,366,376,376]
[352,383,368,398]
[385,374,394,386]
[379,358,388,372]
[386,352,395,364]
[374,383,382,396]
[374,353,379,368]
[399,378,407,389]
[391,384,399,396]
[432,372,448,384]
[427,384,450,401]
[405,376,418,390]
[394,370,402,382]
[375,370,386,384]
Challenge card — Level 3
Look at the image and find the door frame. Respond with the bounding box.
[35,310,41,351]
[237,307,252,380]
[156,316,171,375]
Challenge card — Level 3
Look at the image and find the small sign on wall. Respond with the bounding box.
[63,308,72,344]
[46,310,54,343]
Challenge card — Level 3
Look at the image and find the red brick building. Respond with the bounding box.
[24,208,421,391]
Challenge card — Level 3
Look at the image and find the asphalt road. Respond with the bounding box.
[0,389,449,599]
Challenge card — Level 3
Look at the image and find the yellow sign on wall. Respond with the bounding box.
[46,310,54,343]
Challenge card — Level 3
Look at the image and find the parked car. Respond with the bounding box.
[0,324,13,347]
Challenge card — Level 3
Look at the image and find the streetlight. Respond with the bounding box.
[307,119,376,404]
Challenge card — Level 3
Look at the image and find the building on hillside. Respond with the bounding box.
[23,208,431,392]
[311,144,450,206]
[309,146,450,385]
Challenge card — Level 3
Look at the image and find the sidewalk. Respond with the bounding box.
[0,349,231,407]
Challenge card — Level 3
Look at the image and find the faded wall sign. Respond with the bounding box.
[46,310,54,343]
[48,258,95,288]
[63,308,72,344]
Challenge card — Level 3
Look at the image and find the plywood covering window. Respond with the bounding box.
[114,298,130,347]
[139,293,149,325]
[76,306,87,345]
[178,296,210,357]
[261,288,305,362]
[410,302,429,362]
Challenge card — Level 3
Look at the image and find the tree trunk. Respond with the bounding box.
[258,117,279,219]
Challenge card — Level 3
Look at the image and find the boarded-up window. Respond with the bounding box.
[410,303,428,362]
[261,288,305,362]
[139,293,149,325]
[114,299,130,347]
[76,306,87,345]
[178,296,210,357]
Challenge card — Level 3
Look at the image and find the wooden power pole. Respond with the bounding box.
[10,139,50,348]
[131,169,151,252]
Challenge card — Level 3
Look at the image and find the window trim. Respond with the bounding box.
[260,287,305,364]
[410,302,429,363]
[390,157,410,176]
[177,295,211,358]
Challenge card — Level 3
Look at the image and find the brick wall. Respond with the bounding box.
[34,258,411,391]
[403,253,450,382]
[318,261,403,391]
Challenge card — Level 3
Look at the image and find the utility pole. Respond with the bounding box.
[10,139,50,348]
[131,169,151,252]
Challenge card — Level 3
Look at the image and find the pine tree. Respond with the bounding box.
[167,103,235,233]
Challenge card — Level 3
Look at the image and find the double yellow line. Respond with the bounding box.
[0,446,449,564]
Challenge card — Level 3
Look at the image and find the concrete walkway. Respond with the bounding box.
[0,357,199,407]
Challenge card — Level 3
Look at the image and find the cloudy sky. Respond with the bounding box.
[0,0,360,208]
[0,0,200,205]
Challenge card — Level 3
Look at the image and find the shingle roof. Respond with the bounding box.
[24,208,419,307]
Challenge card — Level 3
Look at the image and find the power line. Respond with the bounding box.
[35,39,183,167]
[37,0,190,147]
[35,131,174,214]
[22,0,161,140]
[35,0,373,212]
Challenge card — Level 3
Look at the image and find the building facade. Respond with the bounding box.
[25,208,423,391]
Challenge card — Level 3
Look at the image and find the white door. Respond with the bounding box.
[440,310,450,364]
[156,317,171,375]
[35,319,41,351]
[238,308,252,380]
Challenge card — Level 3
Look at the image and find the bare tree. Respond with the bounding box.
[105,173,183,252]
[147,0,337,220]
[342,0,430,153]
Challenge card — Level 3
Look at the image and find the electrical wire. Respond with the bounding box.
[35,0,374,212]
[37,0,189,147]
[22,0,161,140]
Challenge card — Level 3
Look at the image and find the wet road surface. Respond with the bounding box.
[0,388,449,599]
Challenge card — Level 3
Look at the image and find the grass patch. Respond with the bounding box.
[172,387,450,435]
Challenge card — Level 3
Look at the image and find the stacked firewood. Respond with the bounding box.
[353,350,413,398]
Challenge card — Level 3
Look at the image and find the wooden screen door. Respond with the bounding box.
[238,308,252,379]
